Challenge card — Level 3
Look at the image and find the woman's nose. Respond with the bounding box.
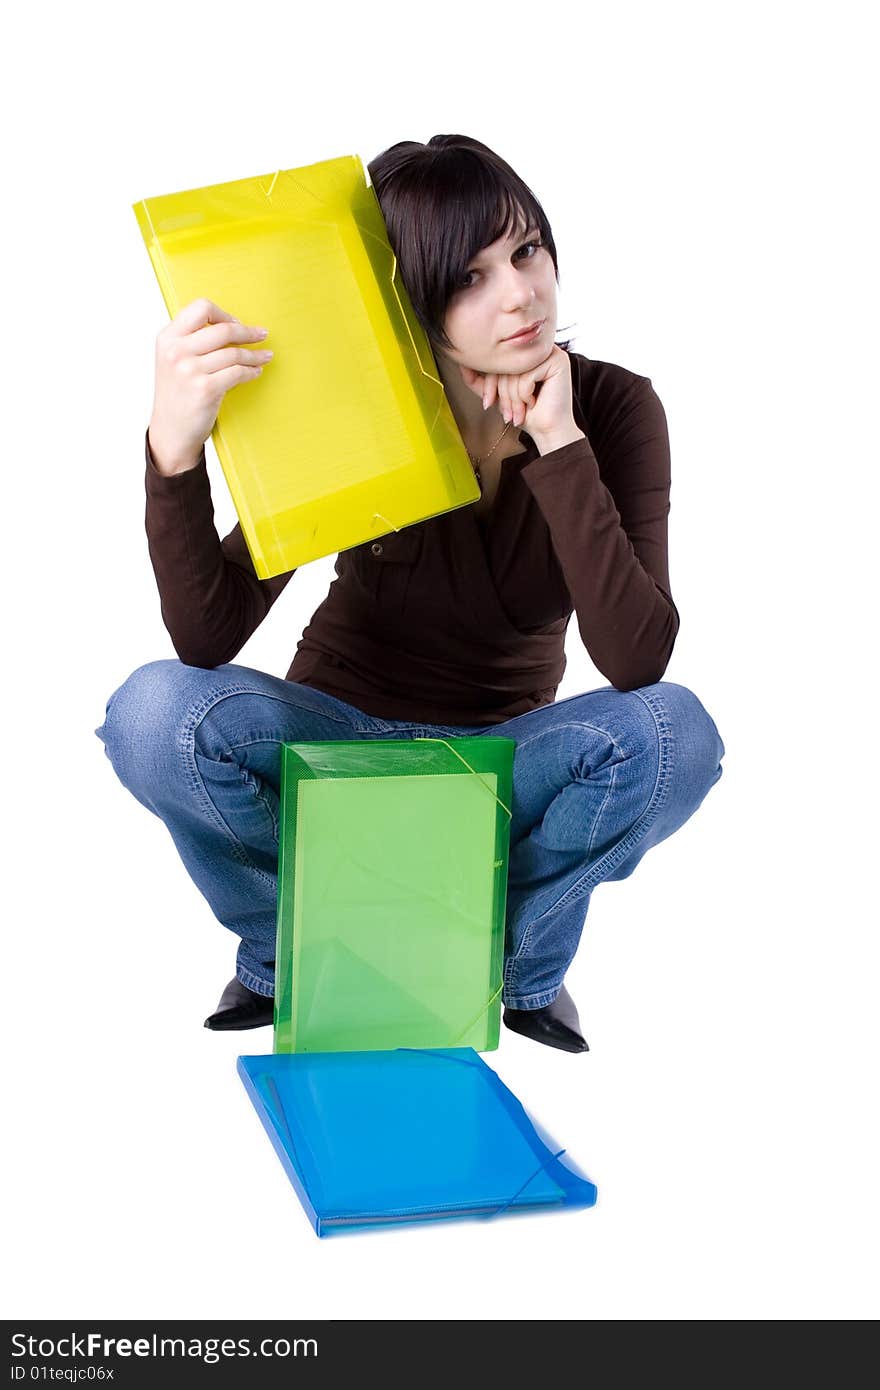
[502,280,535,311]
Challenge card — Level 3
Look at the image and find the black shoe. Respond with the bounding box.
[502,983,589,1054]
[204,976,275,1031]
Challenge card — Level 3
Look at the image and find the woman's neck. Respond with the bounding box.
[435,353,513,458]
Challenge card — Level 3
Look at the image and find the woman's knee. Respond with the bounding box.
[638,680,725,797]
[94,658,220,789]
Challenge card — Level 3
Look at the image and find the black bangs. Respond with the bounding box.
[367,134,564,355]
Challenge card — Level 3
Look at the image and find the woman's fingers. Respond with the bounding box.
[150,298,272,472]
[509,371,540,426]
[201,343,274,374]
[191,320,269,357]
[459,362,539,426]
[173,298,238,335]
[503,375,526,426]
[509,379,522,426]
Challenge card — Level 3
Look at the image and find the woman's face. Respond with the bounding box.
[438,213,558,374]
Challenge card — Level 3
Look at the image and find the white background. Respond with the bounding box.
[3,0,877,1322]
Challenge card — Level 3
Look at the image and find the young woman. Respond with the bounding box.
[96,134,725,1053]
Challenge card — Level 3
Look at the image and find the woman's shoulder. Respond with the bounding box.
[562,347,663,444]
[564,347,654,403]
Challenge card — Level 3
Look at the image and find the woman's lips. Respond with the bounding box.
[503,319,545,343]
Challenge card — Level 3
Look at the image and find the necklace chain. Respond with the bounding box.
[466,419,513,488]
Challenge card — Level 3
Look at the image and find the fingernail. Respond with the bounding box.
[482,397,488,411]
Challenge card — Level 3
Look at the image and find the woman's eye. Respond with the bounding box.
[460,241,542,290]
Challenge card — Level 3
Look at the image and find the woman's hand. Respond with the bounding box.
[148,297,274,476]
[458,344,577,444]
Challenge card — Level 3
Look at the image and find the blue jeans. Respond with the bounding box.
[94,661,724,1009]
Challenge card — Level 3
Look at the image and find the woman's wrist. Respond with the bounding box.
[147,423,203,477]
[529,422,586,455]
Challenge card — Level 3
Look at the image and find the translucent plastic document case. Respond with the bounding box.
[132,155,480,578]
[274,737,515,1054]
[238,1049,598,1237]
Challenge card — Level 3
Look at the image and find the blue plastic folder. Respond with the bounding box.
[238,1049,597,1236]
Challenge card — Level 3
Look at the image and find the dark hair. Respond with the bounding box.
[367,133,575,356]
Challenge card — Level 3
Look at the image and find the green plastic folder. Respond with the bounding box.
[132,155,480,579]
[274,738,515,1054]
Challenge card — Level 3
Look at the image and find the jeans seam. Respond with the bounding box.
[509,720,627,761]
[238,763,281,844]
[505,690,674,982]
[506,720,626,863]
[505,721,631,976]
[385,725,486,736]
[180,682,387,890]
[504,986,560,1009]
[237,963,274,997]
[585,760,617,860]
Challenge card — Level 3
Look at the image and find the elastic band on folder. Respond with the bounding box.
[413,737,513,821]
[450,981,504,1045]
[489,1149,568,1220]
[371,512,403,532]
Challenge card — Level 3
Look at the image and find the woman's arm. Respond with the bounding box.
[520,377,679,690]
[144,426,295,666]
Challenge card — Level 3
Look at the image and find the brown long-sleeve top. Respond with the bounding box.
[144,350,679,725]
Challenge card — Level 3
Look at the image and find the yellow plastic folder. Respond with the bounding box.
[133,155,479,578]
